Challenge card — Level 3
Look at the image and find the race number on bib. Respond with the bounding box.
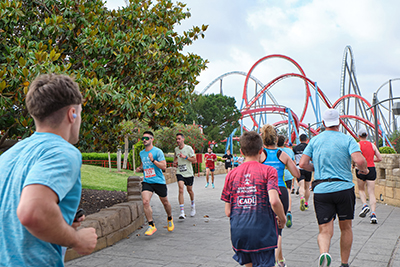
[178,164,187,172]
[144,168,156,178]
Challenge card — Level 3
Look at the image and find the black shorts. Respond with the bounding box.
[285,179,293,189]
[314,187,355,225]
[278,186,289,236]
[141,182,168,198]
[297,169,312,182]
[356,167,377,181]
[225,164,232,169]
[206,167,215,172]
[176,174,194,186]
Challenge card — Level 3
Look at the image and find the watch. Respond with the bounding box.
[151,159,155,163]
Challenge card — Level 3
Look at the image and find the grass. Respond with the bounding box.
[81,164,143,192]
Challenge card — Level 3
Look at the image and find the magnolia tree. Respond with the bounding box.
[0,0,208,151]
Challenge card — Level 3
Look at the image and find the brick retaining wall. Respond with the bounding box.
[353,154,400,207]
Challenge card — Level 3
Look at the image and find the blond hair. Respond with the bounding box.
[261,124,277,146]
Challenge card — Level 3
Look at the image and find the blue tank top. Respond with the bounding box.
[263,148,286,187]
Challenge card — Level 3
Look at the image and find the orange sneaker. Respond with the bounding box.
[167,218,174,232]
[144,225,157,236]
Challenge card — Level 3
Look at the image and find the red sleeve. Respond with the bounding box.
[221,172,231,202]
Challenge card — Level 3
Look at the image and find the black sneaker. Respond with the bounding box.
[296,187,299,195]
[291,187,295,194]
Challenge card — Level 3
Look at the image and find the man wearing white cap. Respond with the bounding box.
[355,128,382,224]
[299,109,368,267]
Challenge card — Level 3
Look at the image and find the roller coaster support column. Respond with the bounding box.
[286,108,299,144]
[308,82,322,129]
[373,93,379,147]
[225,129,237,154]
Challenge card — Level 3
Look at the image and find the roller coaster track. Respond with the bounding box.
[201,46,398,146]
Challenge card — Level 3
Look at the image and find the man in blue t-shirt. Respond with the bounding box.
[299,109,368,267]
[0,74,97,266]
[136,131,174,236]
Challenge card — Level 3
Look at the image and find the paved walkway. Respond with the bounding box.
[67,174,400,267]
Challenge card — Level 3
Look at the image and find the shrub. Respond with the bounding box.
[379,146,397,154]
[81,152,125,161]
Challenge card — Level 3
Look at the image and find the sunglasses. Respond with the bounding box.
[141,136,151,141]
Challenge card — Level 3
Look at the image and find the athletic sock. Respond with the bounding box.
[167,216,172,221]
[341,263,349,267]
[180,204,184,212]
[191,200,195,206]
[363,203,368,207]
[371,211,376,215]
[305,202,308,205]
[148,221,154,226]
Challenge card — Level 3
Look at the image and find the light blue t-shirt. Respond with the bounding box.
[281,147,295,181]
[140,147,166,184]
[303,130,360,194]
[0,132,82,266]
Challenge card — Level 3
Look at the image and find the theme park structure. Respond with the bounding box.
[201,46,399,150]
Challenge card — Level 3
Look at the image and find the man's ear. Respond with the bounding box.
[68,106,77,122]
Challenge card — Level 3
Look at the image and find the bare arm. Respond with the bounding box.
[351,151,368,174]
[17,185,97,255]
[268,189,286,229]
[372,144,383,162]
[279,152,300,178]
[135,163,143,173]
[299,154,314,172]
[225,202,231,217]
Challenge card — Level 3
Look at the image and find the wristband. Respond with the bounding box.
[185,156,188,160]
[151,159,155,163]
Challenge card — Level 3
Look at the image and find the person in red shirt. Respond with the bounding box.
[355,128,382,224]
[204,147,217,188]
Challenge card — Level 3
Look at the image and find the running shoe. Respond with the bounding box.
[339,264,349,267]
[190,206,196,217]
[144,225,157,236]
[305,203,309,210]
[275,258,286,267]
[167,218,174,231]
[179,211,186,220]
[212,183,215,189]
[318,253,332,267]
[359,205,370,218]
[286,212,292,228]
[296,187,299,195]
[205,182,209,188]
[300,198,306,211]
[370,214,378,224]
[291,187,295,194]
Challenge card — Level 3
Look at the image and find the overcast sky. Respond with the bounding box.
[105,0,399,128]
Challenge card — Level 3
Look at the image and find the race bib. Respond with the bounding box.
[178,164,187,172]
[144,168,156,178]
[226,159,231,163]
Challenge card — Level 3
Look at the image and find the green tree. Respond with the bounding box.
[180,93,241,143]
[154,123,206,153]
[0,0,208,151]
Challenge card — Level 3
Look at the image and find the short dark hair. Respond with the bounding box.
[143,131,154,137]
[26,74,82,123]
[299,134,308,142]
[277,135,286,147]
[240,131,263,156]
[176,133,184,138]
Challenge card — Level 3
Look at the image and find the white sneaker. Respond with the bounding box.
[190,206,196,217]
[179,211,186,220]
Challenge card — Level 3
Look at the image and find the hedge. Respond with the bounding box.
[82,151,202,173]
[379,146,397,154]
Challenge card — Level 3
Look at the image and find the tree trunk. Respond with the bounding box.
[132,144,135,172]
[117,149,121,172]
[123,135,128,169]
[108,152,111,172]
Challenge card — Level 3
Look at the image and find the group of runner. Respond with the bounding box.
[221,109,382,267]
[135,131,198,236]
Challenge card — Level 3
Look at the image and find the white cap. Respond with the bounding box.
[322,109,340,127]
[358,128,367,136]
